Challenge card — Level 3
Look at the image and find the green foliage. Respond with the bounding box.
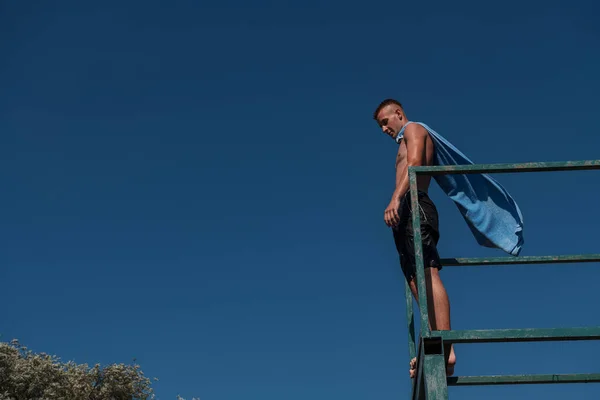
[0,339,197,400]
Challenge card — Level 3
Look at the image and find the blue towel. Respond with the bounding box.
[397,121,524,256]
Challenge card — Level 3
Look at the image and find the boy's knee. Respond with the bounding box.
[406,277,419,298]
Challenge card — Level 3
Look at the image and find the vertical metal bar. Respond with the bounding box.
[405,280,417,362]
[409,167,430,336]
[406,280,417,399]
[412,339,426,400]
[423,356,449,399]
[423,338,449,400]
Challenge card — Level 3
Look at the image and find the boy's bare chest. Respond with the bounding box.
[395,140,408,168]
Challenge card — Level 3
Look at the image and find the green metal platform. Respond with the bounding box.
[403,159,600,399]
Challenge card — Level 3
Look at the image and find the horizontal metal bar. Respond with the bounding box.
[440,254,600,266]
[448,373,600,386]
[435,327,600,344]
[411,159,600,175]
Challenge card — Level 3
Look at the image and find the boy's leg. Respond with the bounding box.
[395,192,455,377]
[425,268,455,375]
[407,269,456,377]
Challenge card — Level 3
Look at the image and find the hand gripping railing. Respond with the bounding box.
[405,160,600,400]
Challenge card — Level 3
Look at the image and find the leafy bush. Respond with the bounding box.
[0,339,197,400]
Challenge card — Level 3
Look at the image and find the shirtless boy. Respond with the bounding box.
[373,98,456,377]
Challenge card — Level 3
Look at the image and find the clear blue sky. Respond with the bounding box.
[1,1,599,399]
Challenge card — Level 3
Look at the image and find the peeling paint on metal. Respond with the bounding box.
[448,373,600,386]
[441,254,600,266]
[410,159,600,175]
[437,327,600,343]
[423,353,449,399]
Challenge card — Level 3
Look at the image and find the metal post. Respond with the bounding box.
[405,279,417,398]
[409,167,430,337]
[405,279,417,361]
[423,337,449,400]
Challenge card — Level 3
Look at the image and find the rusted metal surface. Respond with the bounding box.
[424,357,448,398]
[411,159,600,175]
[412,338,450,400]
[441,254,600,266]
[423,337,449,399]
[448,373,600,386]
[436,327,600,343]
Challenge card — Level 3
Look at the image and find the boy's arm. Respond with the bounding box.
[384,124,429,227]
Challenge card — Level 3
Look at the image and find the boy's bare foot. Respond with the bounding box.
[409,346,456,378]
[409,357,417,378]
[446,345,456,376]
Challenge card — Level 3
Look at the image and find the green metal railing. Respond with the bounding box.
[404,160,600,400]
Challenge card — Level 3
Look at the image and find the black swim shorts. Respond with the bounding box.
[392,190,442,283]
